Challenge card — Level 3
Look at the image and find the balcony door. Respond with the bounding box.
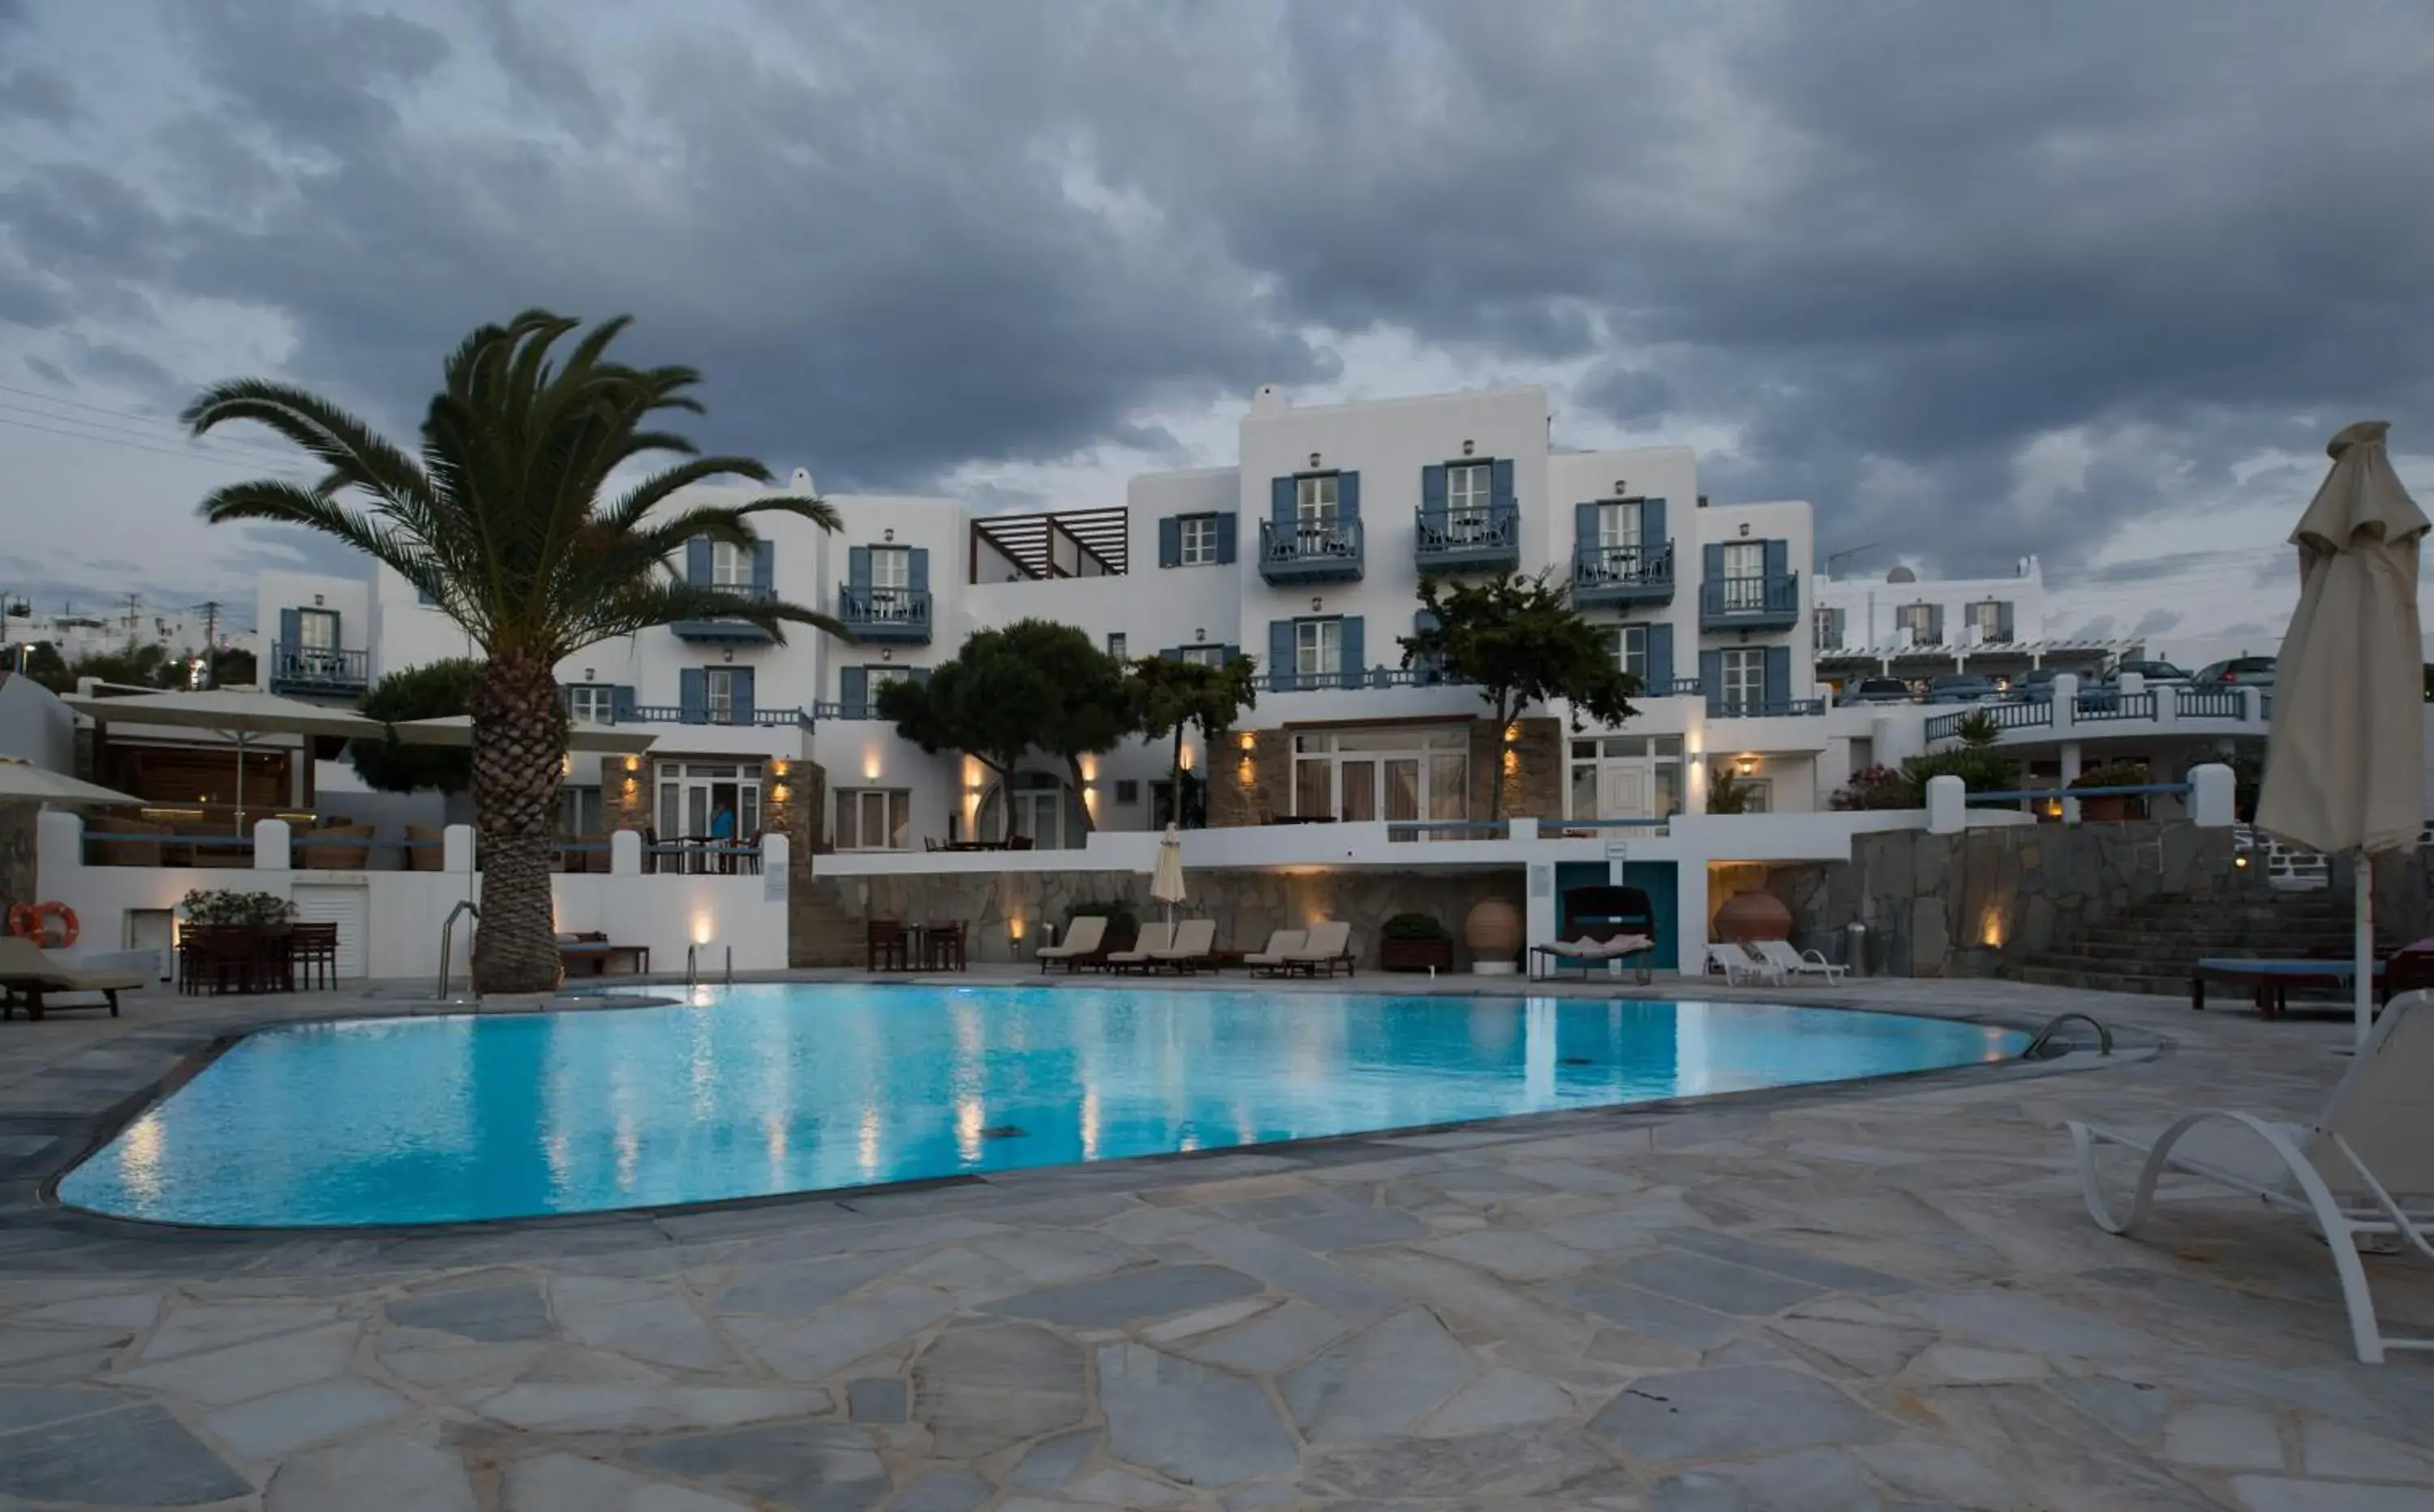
[656,760,763,842]
[1720,541,1766,610]
[1292,728,1467,833]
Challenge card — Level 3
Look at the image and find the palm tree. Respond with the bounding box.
[184,310,843,993]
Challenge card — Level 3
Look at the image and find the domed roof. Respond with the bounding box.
[1886,565,1917,583]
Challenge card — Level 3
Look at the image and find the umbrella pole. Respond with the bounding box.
[2355,852,2374,1050]
[234,735,247,835]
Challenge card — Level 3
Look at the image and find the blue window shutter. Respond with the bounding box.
[1700,649,1723,715]
[1928,605,1946,644]
[1215,513,1237,565]
[1221,642,1240,663]
[1998,601,2015,640]
[277,607,299,654]
[679,668,707,724]
[841,666,867,714]
[1703,543,1726,581]
[1340,616,1365,689]
[613,685,637,720]
[1159,516,1180,568]
[1490,458,1514,510]
[1648,622,1675,690]
[1268,619,1294,690]
[1764,538,1789,584]
[1421,465,1447,513]
[1642,497,1666,548]
[731,667,755,724]
[1338,471,1360,520]
[909,547,930,593]
[847,546,871,593]
[751,540,774,597]
[686,538,712,587]
[1271,476,1293,525]
[1764,646,1790,711]
[1573,502,1597,555]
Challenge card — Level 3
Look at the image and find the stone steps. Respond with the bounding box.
[2004,890,2368,995]
[789,874,865,969]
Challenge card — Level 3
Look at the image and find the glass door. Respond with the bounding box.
[1340,759,1377,822]
[1384,758,1421,823]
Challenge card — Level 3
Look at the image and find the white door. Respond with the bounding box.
[1013,790,1064,848]
[1598,763,1653,820]
[290,883,370,978]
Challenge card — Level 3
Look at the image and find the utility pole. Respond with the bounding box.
[121,591,141,637]
[197,600,222,689]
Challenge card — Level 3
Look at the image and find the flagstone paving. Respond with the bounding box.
[0,972,2431,1509]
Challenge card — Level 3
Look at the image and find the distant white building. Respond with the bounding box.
[1813,556,2137,690]
[0,602,233,670]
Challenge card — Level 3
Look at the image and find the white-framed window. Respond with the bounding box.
[1180,645,1225,668]
[1734,778,1772,814]
[1447,462,1490,513]
[1602,624,1648,682]
[865,666,909,701]
[1719,540,1765,610]
[1972,599,2011,642]
[566,685,615,724]
[1107,632,1128,659]
[1294,618,1342,677]
[1814,607,1846,650]
[869,546,910,593]
[296,608,338,651]
[559,785,604,836]
[1895,603,1938,643]
[710,542,752,591]
[1295,473,1340,522]
[703,667,738,723]
[1598,500,1642,550]
[1179,515,1219,565]
[1720,646,1765,712]
[836,788,911,851]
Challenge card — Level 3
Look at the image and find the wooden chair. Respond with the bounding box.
[923,921,967,972]
[867,920,910,973]
[290,922,339,989]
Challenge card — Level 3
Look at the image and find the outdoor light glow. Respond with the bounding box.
[1734,754,1758,776]
[692,913,715,945]
[1008,917,1024,941]
[1502,724,1520,744]
[1180,745,1195,771]
[863,756,881,780]
[1238,732,1256,752]
[772,759,789,777]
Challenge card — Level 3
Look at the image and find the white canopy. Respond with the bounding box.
[388,715,659,756]
[64,687,385,741]
[0,758,144,807]
[2254,420,2428,1044]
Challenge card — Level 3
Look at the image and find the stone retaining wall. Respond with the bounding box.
[1761,820,2246,977]
[827,866,1525,969]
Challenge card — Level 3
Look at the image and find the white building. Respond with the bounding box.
[1813,556,2137,693]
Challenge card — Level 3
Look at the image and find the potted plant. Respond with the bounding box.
[1379,912,1455,972]
[2071,761,2152,821]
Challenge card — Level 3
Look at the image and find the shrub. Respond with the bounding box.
[1064,898,1139,936]
[180,888,295,926]
[1830,765,1915,810]
[1898,745,2022,805]
[2070,759,2150,790]
[1382,912,1451,941]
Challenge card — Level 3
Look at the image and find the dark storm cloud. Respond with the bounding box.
[2,0,2431,575]
[0,67,77,126]
[2129,610,2183,639]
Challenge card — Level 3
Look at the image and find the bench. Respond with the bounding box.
[558,932,651,977]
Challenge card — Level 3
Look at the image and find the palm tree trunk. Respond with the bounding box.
[469,652,570,994]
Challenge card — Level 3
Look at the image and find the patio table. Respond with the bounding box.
[2190,956,2385,1019]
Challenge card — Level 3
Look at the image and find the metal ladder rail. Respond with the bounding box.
[2023,1012,2113,1059]
[436,900,479,999]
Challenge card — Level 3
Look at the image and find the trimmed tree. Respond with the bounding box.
[1400,570,1640,818]
[185,310,842,992]
[350,658,483,795]
[880,619,1140,838]
[1133,652,1258,828]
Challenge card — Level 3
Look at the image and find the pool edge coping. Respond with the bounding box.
[18,990,2161,1257]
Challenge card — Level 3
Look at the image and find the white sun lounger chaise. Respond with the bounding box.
[1103,921,1176,973]
[1749,938,1847,985]
[1704,942,1782,986]
[1245,930,1305,974]
[2070,989,2434,1363]
[1150,918,1219,972]
[1034,914,1107,973]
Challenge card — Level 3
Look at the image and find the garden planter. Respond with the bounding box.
[1714,888,1792,943]
[1463,897,1522,974]
[1380,936,1454,973]
[2076,795,2143,822]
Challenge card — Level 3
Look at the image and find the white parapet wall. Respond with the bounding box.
[33,811,789,983]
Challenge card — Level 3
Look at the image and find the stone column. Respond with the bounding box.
[1211,728,1288,826]
[2059,741,2083,825]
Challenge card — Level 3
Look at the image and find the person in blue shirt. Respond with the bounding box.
[708,801,736,872]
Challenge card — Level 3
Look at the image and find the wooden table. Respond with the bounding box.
[561,941,651,977]
[2190,957,2383,1019]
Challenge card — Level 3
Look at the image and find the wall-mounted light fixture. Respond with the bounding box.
[624,756,641,773]
[1194,627,1206,641]
[583,668,596,682]
[1310,596,1322,612]
[880,648,893,661]
[884,527,896,543]
[1239,731,1257,752]
[1614,479,1628,495]
[1461,439,1476,457]
[1503,724,1520,744]
[722,648,734,664]
[1733,753,1759,777]
[1739,523,1751,538]
[1308,451,1322,469]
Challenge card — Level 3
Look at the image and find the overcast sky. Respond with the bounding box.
[3,0,2431,663]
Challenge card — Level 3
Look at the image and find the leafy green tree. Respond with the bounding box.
[880,620,1139,837]
[14,641,68,692]
[350,659,484,794]
[71,639,182,689]
[1133,652,1258,829]
[1400,570,1640,818]
[202,645,256,688]
[185,309,841,991]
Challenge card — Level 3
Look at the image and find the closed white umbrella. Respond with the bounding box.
[65,688,389,832]
[1150,823,1188,926]
[2254,420,2428,1046]
[0,758,144,807]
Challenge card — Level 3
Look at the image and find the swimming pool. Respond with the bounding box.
[58,986,2025,1227]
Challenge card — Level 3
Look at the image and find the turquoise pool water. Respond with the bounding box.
[58,986,2024,1227]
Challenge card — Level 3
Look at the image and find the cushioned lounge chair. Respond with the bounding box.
[1750,938,1847,985]
[1705,941,1782,986]
[1035,914,1107,973]
[1103,921,1176,973]
[1284,920,1355,977]
[0,937,144,1020]
[1245,930,1305,974]
[1150,919,1219,973]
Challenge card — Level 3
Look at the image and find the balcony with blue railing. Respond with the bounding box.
[1413,503,1518,573]
[1574,542,1675,609]
[1258,517,1364,583]
[1253,664,1462,694]
[671,584,777,643]
[838,586,933,645]
[617,705,815,728]
[266,642,368,698]
[1709,696,1826,719]
[1698,570,1800,630]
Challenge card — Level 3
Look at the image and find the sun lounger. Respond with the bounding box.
[1245,930,1306,973]
[1283,920,1356,977]
[1035,914,1108,973]
[1704,941,1782,986]
[1749,939,1847,985]
[0,937,143,1020]
[2070,989,2434,1363]
[1150,919,1219,972]
[1103,921,1176,973]
[1529,933,1656,981]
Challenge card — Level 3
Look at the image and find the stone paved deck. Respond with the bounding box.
[2,970,2430,1510]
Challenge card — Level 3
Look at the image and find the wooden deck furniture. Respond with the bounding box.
[558,931,650,977]
[2191,957,2386,1019]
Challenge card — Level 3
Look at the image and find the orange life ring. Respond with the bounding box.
[6,900,77,949]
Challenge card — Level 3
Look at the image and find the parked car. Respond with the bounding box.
[1926,673,2002,704]
[2194,656,2277,687]
[1845,677,1914,706]
[2104,659,2192,686]
[2017,666,2118,709]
